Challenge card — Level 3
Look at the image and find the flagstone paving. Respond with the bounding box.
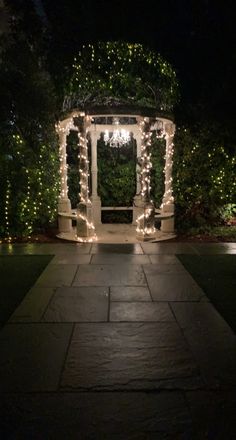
[0,242,236,438]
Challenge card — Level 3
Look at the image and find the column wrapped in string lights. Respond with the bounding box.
[56,118,74,233]
[136,117,156,240]
[77,115,96,240]
[90,130,102,225]
[161,122,175,233]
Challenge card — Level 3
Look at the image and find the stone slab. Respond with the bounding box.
[144,267,205,301]
[91,243,144,254]
[191,243,236,255]
[0,243,91,255]
[61,323,202,390]
[110,286,151,302]
[91,253,150,265]
[73,265,146,286]
[149,254,184,265]
[35,264,78,287]
[0,323,73,392]
[0,244,49,255]
[171,302,236,387]
[9,287,56,322]
[144,262,187,274]
[43,287,109,322]
[39,244,92,254]
[141,243,197,255]
[110,302,175,322]
[185,390,236,438]
[50,254,91,264]
[0,392,191,439]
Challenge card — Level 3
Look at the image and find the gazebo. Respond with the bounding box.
[56,42,178,242]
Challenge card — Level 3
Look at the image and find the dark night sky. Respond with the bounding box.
[41,0,236,120]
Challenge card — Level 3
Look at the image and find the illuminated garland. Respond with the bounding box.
[77,116,96,241]
[78,130,90,203]
[56,118,74,200]
[65,42,179,113]
[162,126,175,207]
[136,118,155,237]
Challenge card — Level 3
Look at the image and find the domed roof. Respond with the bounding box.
[62,41,178,119]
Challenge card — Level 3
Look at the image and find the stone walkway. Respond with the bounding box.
[0,242,236,438]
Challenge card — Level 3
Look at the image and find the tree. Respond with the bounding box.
[0,0,59,240]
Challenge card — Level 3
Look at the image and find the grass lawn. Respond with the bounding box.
[178,254,236,333]
[0,255,53,328]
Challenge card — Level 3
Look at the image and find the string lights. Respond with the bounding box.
[77,116,97,241]
[5,180,11,242]
[161,123,175,208]
[56,115,96,242]
[56,118,75,200]
[136,117,156,238]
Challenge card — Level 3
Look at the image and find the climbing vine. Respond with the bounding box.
[64,41,179,114]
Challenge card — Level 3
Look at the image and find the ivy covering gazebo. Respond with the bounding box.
[56,42,178,242]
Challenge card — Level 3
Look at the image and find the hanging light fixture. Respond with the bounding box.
[104,117,130,148]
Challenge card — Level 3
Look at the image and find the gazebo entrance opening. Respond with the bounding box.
[97,125,137,225]
[57,112,176,242]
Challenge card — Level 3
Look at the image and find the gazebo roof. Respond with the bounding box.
[61,42,178,120]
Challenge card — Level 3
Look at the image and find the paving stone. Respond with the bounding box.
[43,287,109,322]
[35,264,78,287]
[91,253,150,265]
[185,390,236,438]
[149,254,184,265]
[39,244,92,254]
[144,262,187,273]
[0,243,48,255]
[0,323,72,392]
[50,254,91,264]
[191,243,236,255]
[9,287,56,322]
[110,302,175,322]
[110,286,151,301]
[144,267,205,301]
[91,243,144,254]
[171,303,236,387]
[61,323,202,390]
[0,392,191,439]
[141,243,197,255]
[73,264,146,286]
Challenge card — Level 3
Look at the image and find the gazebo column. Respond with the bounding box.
[77,116,95,239]
[90,130,101,225]
[136,117,156,240]
[57,123,72,233]
[161,122,175,233]
[132,132,142,225]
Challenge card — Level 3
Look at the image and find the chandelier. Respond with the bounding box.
[104,117,130,148]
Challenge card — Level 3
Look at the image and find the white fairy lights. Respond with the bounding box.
[77,116,97,241]
[5,180,11,242]
[56,118,74,200]
[136,117,156,238]
[56,113,176,242]
[56,114,96,242]
[78,130,90,203]
[161,123,175,207]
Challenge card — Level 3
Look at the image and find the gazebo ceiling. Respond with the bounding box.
[61,41,178,120]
